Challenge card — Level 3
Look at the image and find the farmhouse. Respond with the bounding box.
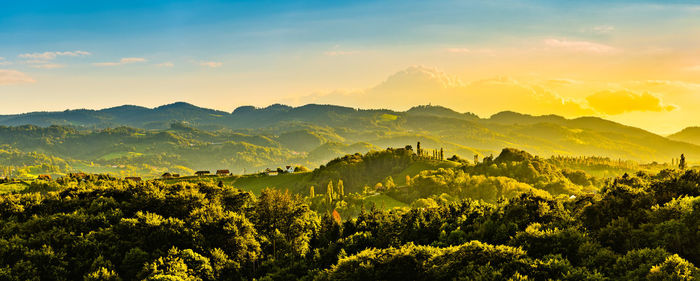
[216,169,230,176]
[68,172,88,179]
[37,174,51,181]
[161,172,181,179]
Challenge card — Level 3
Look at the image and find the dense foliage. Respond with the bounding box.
[2,162,700,280]
[0,103,694,180]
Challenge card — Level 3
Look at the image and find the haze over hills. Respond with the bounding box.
[668,127,700,146]
[0,102,697,178]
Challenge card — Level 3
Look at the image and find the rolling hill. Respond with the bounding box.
[0,102,697,179]
[669,127,700,146]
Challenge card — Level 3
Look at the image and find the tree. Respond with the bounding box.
[679,154,687,170]
[84,267,121,281]
[254,189,318,259]
[384,176,396,189]
[647,254,699,281]
[327,181,334,203]
[294,166,310,172]
[309,186,315,198]
[140,248,214,281]
[337,180,344,199]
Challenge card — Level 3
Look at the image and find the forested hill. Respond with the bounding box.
[2,151,700,279]
[669,126,700,146]
[0,102,699,167]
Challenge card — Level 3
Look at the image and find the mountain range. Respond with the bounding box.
[0,102,697,178]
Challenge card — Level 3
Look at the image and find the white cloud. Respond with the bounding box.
[444,47,496,56]
[582,25,615,34]
[156,62,174,67]
[93,62,120,66]
[93,57,147,66]
[446,48,471,53]
[0,69,35,85]
[586,90,676,115]
[199,61,222,68]
[18,50,91,60]
[544,38,616,53]
[120,57,146,63]
[31,64,64,69]
[287,66,593,117]
[24,60,50,64]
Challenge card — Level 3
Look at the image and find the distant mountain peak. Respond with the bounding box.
[265,104,293,111]
[155,101,199,110]
[407,104,478,119]
[489,111,566,124]
[668,126,700,145]
[101,104,150,112]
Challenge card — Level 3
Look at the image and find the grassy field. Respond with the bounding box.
[364,193,408,209]
[0,157,456,212]
[98,151,143,161]
[164,158,461,195]
[165,172,314,195]
[0,182,29,194]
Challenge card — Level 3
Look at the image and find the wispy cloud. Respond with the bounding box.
[582,25,615,34]
[17,51,90,69]
[544,38,616,53]
[586,90,676,115]
[0,69,35,85]
[93,57,147,66]
[445,48,496,56]
[0,57,10,66]
[156,62,174,67]
[445,48,472,53]
[18,50,91,60]
[120,57,146,63]
[199,61,222,68]
[24,60,50,64]
[31,64,64,69]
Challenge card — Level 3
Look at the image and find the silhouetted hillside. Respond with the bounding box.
[669,127,700,145]
[0,102,698,165]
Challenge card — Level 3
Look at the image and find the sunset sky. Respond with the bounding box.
[1,0,699,134]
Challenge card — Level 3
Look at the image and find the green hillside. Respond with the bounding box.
[0,103,697,180]
[669,126,700,145]
[2,147,700,280]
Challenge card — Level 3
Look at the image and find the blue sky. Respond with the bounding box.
[0,0,699,134]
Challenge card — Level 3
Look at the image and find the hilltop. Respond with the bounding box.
[0,103,698,179]
[669,127,700,146]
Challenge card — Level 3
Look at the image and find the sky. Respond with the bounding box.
[0,0,699,134]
